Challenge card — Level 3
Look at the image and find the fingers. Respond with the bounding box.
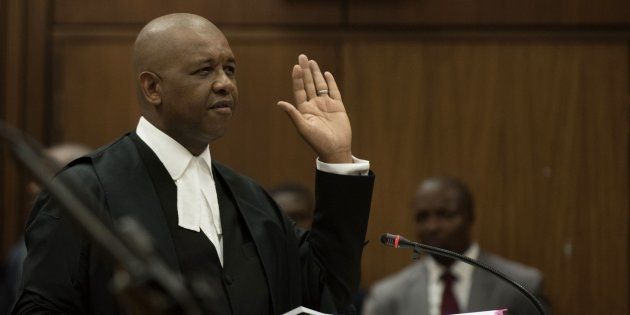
[295,54,339,101]
[291,65,307,105]
[299,54,317,100]
[324,71,342,101]
[310,60,328,98]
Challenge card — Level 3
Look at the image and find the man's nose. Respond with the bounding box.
[212,71,235,96]
[423,215,441,233]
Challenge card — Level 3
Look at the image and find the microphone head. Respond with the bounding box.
[379,233,389,245]
[380,233,400,248]
[380,233,414,249]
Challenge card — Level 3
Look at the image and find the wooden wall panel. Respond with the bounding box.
[52,39,139,147]
[1,0,50,258]
[0,0,26,260]
[54,0,344,25]
[567,44,628,311]
[348,0,630,26]
[344,40,628,314]
[23,0,52,142]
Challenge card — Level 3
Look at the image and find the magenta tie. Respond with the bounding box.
[440,270,460,315]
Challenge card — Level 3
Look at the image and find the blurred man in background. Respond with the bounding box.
[364,176,549,315]
[269,183,314,229]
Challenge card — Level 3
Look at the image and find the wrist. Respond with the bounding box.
[319,151,353,164]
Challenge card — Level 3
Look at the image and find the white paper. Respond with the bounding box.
[452,309,508,315]
[282,306,332,315]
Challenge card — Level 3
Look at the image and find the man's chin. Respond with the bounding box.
[207,126,229,142]
[431,254,456,266]
[420,239,444,249]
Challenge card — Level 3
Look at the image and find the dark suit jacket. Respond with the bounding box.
[13,133,374,315]
[363,251,550,315]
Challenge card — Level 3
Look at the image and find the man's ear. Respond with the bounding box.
[139,71,162,105]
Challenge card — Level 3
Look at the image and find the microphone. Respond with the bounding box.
[379,233,547,315]
[380,233,415,249]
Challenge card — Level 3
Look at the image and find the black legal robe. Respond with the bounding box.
[132,133,270,314]
[13,133,374,314]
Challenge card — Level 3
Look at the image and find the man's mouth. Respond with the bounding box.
[210,100,232,109]
[209,100,233,114]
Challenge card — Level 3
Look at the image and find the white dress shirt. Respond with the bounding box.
[425,242,480,315]
[136,116,369,267]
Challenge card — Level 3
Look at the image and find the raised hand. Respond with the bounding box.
[277,54,352,163]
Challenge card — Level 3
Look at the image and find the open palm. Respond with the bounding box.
[277,54,352,163]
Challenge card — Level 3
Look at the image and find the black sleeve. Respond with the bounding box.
[297,170,375,313]
[12,164,103,314]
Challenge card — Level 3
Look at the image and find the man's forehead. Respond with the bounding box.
[414,184,458,208]
[181,28,231,49]
[133,18,232,68]
[165,30,234,63]
[169,25,225,45]
[419,180,442,193]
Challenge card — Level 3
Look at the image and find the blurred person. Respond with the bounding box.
[364,176,549,315]
[269,183,314,229]
[13,13,374,315]
[1,143,90,314]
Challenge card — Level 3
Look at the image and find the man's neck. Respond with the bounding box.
[433,242,472,267]
[140,115,208,156]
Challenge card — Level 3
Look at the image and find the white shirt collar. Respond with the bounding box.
[135,116,212,180]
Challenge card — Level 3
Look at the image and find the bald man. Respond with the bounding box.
[14,13,374,315]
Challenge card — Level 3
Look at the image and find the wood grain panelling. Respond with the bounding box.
[52,39,139,146]
[23,0,52,142]
[1,0,50,258]
[349,0,630,26]
[344,40,628,314]
[54,0,343,25]
[0,0,25,259]
[567,44,628,311]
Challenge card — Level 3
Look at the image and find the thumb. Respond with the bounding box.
[277,101,306,128]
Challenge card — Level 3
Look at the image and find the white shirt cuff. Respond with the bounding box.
[316,156,370,176]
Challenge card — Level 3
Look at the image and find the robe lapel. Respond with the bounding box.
[213,163,289,314]
[93,135,181,273]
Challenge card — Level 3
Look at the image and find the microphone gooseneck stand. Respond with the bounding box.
[380,233,547,315]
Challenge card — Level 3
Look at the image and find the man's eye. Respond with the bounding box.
[438,210,458,219]
[196,67,212,75]
[416,212,429,222]
[224,66,235,76]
